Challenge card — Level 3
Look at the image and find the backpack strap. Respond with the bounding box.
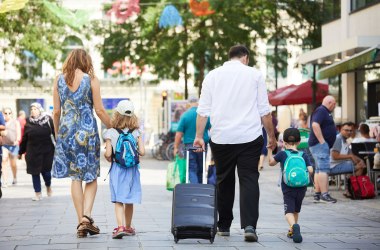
[284,149,303,157]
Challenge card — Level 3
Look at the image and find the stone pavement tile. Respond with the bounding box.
[252,234,285,242]
[15,243,78,250]
[79,241,140,248]
[279,235,342,243]
[109,248,141,250]
[174,246,237,250]
[140,240,179,247]
[318,242,378,249]
[333,236,380,244]
[258,241,299,249]
[0,229,31,237]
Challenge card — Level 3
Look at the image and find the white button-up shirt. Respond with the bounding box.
[197,60,270,144]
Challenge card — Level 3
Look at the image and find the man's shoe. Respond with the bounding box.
[320,193,337,203]
[313,193,320,203]
[0,186,2,199]
[292,224,302,243]
[217,227,230,236]
[244,226,258,242]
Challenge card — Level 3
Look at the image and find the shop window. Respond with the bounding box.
[351,0,380,12]
[322,0,341,23]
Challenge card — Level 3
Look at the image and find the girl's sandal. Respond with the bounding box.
[82,215,100,235]
[77,223,88,238]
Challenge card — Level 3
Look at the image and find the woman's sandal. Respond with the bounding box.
[77,223,88,238]
[82,215,100,235]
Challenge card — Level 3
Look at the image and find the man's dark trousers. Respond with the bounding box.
[210,136,263,229]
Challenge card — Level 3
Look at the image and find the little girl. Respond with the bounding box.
[103,100,145,239]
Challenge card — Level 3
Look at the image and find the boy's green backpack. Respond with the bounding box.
[283,150,309,187]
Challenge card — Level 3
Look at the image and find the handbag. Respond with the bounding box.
[47,120,56,146]
[0,120,17,146]
[166,155,186,191]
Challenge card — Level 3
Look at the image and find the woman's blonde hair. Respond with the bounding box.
[111,111,139,130]
[62,49,94,86]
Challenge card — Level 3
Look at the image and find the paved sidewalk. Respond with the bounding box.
[0,152,380,250]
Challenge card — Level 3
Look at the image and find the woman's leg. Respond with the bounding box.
[41,171,52,196]
[32,174,42,193]
[9,156,17,184]
[71,180,84,224]
[115,202,124,226]
[124,204,133,228]
[83,179,97,221]
[32,174,42,200]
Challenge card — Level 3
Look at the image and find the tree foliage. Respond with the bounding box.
[93,0,325,96]
[0,1,69,81]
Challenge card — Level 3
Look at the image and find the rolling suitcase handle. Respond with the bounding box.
[185,147,206,184]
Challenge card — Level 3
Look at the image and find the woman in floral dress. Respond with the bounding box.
[52,49,111,237]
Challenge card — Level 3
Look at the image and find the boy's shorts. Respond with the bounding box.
[282,185,307,214]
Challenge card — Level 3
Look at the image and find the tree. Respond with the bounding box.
[0,1,70,83]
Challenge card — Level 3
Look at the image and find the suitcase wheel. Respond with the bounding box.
[210,238,214,244]
[173,229,178,243]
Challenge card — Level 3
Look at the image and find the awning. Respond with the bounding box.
[268,80,328,106]
[317,45,380,80]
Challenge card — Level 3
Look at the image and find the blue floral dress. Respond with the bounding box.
[52,74,100,183]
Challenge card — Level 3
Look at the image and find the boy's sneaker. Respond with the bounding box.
[217,227,230,236]
[244,226,258,242]
[112,226,127,239]
[320,193,337,203]
[292,224,302,243]
[313,193,321,203]
[287,228,293,238]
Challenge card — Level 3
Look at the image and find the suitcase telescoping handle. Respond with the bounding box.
[185,146,206,184]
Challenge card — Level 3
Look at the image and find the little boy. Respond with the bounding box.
[268,128,313,243]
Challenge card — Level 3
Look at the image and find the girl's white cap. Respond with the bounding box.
[115,100,134,116]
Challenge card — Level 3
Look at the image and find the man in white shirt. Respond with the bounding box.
[194,45,276,242]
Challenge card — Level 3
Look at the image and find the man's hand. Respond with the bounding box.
[193,137,205,152]
[266,135,277,151]
[173,147,178,156]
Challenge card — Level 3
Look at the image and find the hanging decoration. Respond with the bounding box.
[158,5,183,28]
[0,0,29,13]
[189,0,215,17]
[107,60,146,77]
[43,0,90,29]
[107,0,141,24]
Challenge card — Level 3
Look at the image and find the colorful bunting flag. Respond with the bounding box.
[159,5,183,28]
[0,0,29,14]
[189,0,215,17]
[107,0,141,24]
[42,0,90,29]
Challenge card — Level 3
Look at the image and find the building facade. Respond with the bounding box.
[300,0,380,124]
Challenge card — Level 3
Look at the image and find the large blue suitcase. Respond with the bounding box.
[171,149,217,243]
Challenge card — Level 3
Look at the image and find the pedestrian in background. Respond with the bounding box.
[0,111,5,198]
[1,107,21,187]
[18,103,54,201]
[18,110,26,139]
[103,100,145,239]
[308,95,337,203]
[51,49,111,238]
[173,96,211,183]
[194,45,277,242]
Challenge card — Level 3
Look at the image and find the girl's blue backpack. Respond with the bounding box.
[114,128,139,168]
[283,150,309,187]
